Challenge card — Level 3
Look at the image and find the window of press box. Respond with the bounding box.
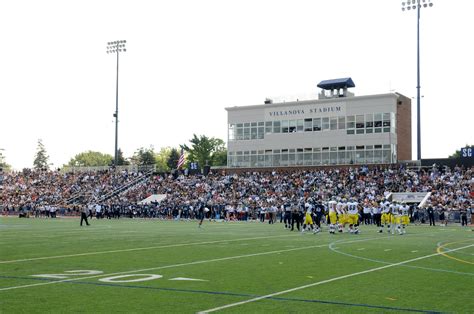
[265,121,272,133]
[297,119,304,132]
[313,118,322,131]
[287,120,295,132]
[273,121,281,133]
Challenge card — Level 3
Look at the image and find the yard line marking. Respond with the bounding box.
[0,243,327,291]
[0,274,445,313]
[357,248,365,251]
[411,250,418,253]
[0,236,383,292]
[329,241,474,277]
[384,249,392,252]
[169,277,207,281]
[437,241,474,265]
[0,234,297,264]
[197,244,474,313]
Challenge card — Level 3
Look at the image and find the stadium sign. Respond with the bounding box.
[266,103,346,119]
[461,146,473,158]
[386,192,431,207]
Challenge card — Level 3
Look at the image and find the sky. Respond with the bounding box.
[0,0,473,170]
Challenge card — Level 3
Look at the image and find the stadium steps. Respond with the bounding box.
[98,169,154,203]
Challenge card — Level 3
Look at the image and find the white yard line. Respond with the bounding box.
[197,244,474,313]
[0,234,297,264]
[0,243,328,291]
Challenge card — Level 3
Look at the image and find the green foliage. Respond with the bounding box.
[0,149,11,170]
[212,149,227,166]
[155,147,172,172]
[116,149,130,166]
[33,139,50,170]
[67,151,114,167]
[167,148,181,170]
[182,134,226,168]
[130,147,156,166]
[449,145,471,158]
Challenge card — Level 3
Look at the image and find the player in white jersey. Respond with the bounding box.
[398,201,410,234]
[327,200,338,234]
[380,200,392,233]
[390,201,400,235]
[336,199,347,233]
[301,203,315,234]
[346,199,360,234]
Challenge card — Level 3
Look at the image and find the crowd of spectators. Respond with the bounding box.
[1,164,472,223]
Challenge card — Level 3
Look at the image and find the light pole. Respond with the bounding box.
[401,0,433,161]
[106,40,127,167]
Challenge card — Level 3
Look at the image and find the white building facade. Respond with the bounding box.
[226,79,412,168]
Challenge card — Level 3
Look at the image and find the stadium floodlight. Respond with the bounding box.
[401,0,434,161]
[106,40,127,168]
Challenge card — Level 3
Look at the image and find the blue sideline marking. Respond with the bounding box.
[0,275,445,313]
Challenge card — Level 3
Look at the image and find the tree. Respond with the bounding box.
[117,149,130,166]
[33,139,50,170]
[0,149,11,171]
[130,147,156,166]
[213,149,227,166]
[67,151,114,167]
[155,147,172,172]
[167,148,181,170]
[449,145,472,158]
[182,134,226,168]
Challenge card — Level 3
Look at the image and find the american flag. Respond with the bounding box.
[177,148,186,169]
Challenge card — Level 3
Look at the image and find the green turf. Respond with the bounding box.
[0,217,473,313]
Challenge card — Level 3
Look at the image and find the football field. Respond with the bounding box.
[0,217,473,313]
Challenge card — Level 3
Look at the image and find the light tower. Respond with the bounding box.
[106,40,127,168]
[401,0,434,161]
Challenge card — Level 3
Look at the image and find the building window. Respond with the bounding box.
[304,148,312,165]
[330,152,338,165]
[374,113,382,133]
[313,118,321,131]
[289,120,297,133]
[273,121,281,133]
[383,113,391,132]
[330,117,337,130]
[297,119,304,132]
[236,125,243,140]
[244,127,250,140]
[304,118,312,132]
[228,124,235,141]
[265,150,272,167]
[322,117,330,131]
[257,154,265,167]
[338,117,345,129]
[346,115,355,128]
[265,121,272,134]
[356,115,364,128]
[365,114,373,134]
[296,148,304,165]
[251,126,257,139]
[322,152,330,165]
[313,152,321,165]
[282,120,289,133]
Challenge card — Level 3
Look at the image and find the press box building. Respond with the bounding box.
[225,78,412,168]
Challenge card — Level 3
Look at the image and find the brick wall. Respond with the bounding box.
[396,94,412,161]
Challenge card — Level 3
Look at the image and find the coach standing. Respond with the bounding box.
[427,204,435,226]
[80,205,90,226]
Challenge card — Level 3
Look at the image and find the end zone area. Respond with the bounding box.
[0,218,473,313]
